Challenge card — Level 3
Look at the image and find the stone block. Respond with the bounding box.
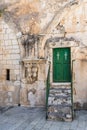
[3,24,9,29]
[38,81,45,90]
[4,40,12,46]
[2,28,6,34]
[36,89,45,106]
[0,55,3,60]
[20,88,29,106]
[3,64,13,69]
[10,74,16,81]
[1,60,6,65]
[12,49,20,54]
[6,60,13,65]
[12,60,19,65]
[14,70,20,75]
[2,69,6,75]
[14,65,20,69]
[0,48,2,54]
[12,40,18,45]
[28,91,36,107]
[48,106,72,121]
[10,54,20,59]
[38,63,45,80]
[16,74,21,80]
[5,45,13,49]
[9,33,17,40]
[0,34,4,40]
[4,34,9,40]
[5,55,11,60]
[6,28,13,34]
[12,45,19,49]
[14,81,20,86]
[21,83,26,88]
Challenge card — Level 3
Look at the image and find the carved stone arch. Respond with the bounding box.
[44,36,80,60]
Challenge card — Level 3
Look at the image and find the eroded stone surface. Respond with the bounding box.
[47,84,73,121]
[0,0,87,112]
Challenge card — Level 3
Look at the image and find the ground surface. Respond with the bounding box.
[0,106,87,130]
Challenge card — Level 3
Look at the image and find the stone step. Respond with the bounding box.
[47,105,72,121]
[50,91,71,95]
[49,93,71,97]
[48,104,72,107]
[47,112,72,121]
[50,87,71,90]
[47,83,73,121]
[48,101,72,106]
[51,83,71,88]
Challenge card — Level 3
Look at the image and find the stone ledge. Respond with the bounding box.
[22,58,47,64]
[51,82,71,86]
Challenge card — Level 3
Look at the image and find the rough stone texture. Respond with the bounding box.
[20,59,46,106]
[0,17,21,106]
[47,84,73,121]
[42,0,87,110]
[0,0,76,33]
[0,0,87,113]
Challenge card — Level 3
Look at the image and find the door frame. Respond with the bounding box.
[52,47,71,83]
[49,46,73,84]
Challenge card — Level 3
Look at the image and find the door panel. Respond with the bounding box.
[53,64,63,82]
[53,48,71,82]
[63,64,71,82]
[63,49,70,63]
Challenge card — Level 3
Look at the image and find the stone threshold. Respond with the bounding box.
[51,82,71,86]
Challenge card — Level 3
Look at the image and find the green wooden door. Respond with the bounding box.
[53,48,71,82]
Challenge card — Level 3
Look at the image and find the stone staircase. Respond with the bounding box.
[47,83,73,121]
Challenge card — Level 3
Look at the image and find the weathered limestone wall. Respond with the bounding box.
[20,59,46,106]
[42,0,87,109]
[0,0,87,109]
[1,0,73,34]
[0,17,21,106]
[0,17,47,106]
[59,0,87,109]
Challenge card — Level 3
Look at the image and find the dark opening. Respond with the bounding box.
[6,69,10,80]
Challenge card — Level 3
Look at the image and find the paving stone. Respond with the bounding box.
[0,107,87,130]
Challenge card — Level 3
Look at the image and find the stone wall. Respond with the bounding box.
[0,16,47,107]
[20,59,46,106]
[0,0,87,109]
[42,0,87,109]
[0,17,21,106]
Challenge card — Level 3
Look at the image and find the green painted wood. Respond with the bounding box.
[53,48,71,82]
[46,65,50,107]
